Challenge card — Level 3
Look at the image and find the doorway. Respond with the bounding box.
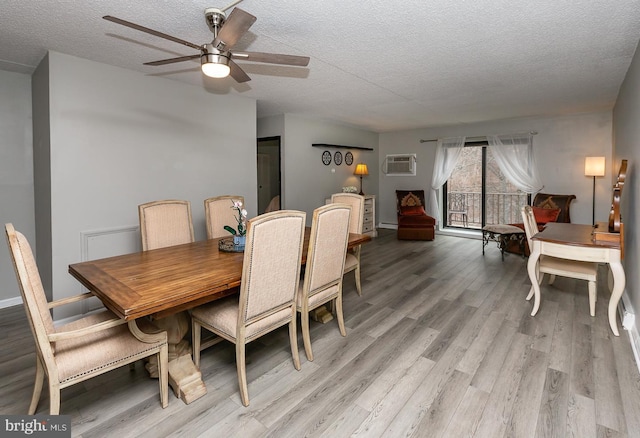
[257,136,282,214]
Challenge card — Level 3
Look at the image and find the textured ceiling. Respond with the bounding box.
[2,0,640,132]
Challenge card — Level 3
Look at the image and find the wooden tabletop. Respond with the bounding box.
[533,222,621,249]
[69,229,371,321]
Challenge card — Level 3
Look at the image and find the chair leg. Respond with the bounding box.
[191,320,201,367]
[588,280,597,317]
[158,345,169,408]
[354,262,362,296]
[289,317,301,371]
[301,308,314,362]
[236,342,249,407]
[48,380,60,415]
[335,297,346,337]
[548,274,556,285]
[28,356,45,415]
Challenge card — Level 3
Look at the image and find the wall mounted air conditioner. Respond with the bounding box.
[383,154,417,176]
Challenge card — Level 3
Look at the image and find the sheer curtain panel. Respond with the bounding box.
[486,133,543,194]
[429,136,466,221]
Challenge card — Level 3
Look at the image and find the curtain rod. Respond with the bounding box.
[419,131,538,143]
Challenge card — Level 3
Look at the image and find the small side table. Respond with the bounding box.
[482,224,526,261]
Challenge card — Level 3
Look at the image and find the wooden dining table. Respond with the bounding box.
[68,228,371,404]
[69,229,370,321]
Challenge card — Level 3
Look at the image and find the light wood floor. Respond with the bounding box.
[2,229,640,437]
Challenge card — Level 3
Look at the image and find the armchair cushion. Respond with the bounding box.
[532,206,560,225]
[400,205,427,216]
[532,193,576,223]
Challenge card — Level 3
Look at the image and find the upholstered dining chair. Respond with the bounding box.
[191,210,306,406]
[204,195,245,239]
[139,200,195,250]
[330,193,365,296]
[297,203,351,361]
[5,223,169,415]
[521,206,599,316]
[138,199,194,375]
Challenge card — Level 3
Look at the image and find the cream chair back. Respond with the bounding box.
[521,205,539,251]
[330,193,364,234]
[240,210,306,324]
[204,195,245,239]
[138,200,194,250]
[5,224,56,367]
[304,204,351,299]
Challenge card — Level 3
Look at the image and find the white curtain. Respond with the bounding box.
[429,136,466,221]
[486,133,543,194]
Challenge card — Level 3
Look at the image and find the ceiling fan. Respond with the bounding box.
[103,0,309,83]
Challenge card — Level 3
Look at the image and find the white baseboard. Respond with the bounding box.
[0,296,22,309]
[378,222,397,230]
[618,293,640,374]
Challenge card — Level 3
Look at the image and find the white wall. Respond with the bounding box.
[35,52,257,319]
[378,112,613,227]
[0,70,34,305]
[258,114,379,224]
[613,39,640,332]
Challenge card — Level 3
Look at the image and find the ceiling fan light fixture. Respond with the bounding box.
[201,50,230,78]
[202,61,230,78]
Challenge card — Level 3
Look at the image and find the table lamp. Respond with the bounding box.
[585,156,605,226]
[354,163,369,195]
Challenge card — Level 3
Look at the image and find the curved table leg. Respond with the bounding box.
[608,260,626,336]
[527,243,542,316]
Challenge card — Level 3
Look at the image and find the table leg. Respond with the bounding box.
[144,312,207,404]
[608,260,626,336]
[527,243,542,316]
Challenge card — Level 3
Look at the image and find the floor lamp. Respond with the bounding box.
[354,163,369,195]
[585,156,605,226]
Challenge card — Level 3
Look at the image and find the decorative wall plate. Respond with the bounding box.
[322,150,331,165]
[334,151,343,165]
[345,152,353,166]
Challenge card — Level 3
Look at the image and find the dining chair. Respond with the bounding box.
[521,206,599,316]
[204,195,245,239]
[138,199,194,376]
[139,200,195,250]
[191,210,306,406]
[297,204,351,361]
[4,223,169,414]
[331,193,365,295]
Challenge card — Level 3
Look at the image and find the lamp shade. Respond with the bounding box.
[354,163,369,176]
[585,157,605,177]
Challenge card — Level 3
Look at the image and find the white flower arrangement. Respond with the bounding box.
[342,186,358,193]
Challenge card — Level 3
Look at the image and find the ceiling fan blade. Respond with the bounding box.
[231,51,310,66]
[144,54,201,66]
[229,60,251,83]
[103,15,202,51]
[211,8,256,51]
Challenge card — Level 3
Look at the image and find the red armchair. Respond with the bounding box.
[505,193,576,255]
[396,190,436,240]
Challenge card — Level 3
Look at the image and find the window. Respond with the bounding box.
[444,144,529,229]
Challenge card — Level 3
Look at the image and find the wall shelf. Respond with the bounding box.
[312,143,373,151]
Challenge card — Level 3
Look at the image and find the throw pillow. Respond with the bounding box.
[401,205,426,216]
[532,206,560,224]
